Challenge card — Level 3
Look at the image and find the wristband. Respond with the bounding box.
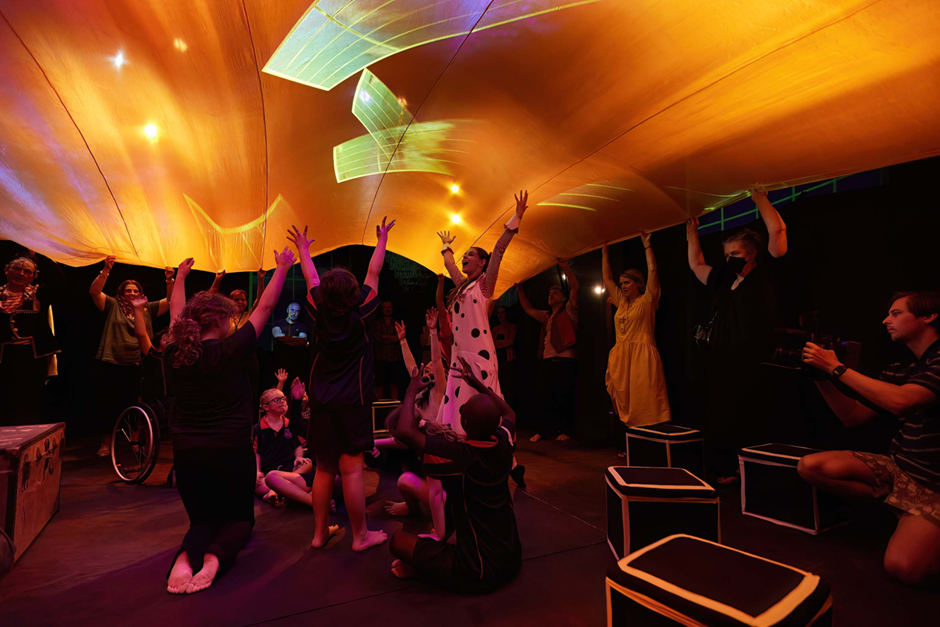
[505,214,521,231]
[441,241,453,254]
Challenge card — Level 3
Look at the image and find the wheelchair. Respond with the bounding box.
[110,397,172,484]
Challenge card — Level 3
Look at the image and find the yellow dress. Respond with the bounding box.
[605,288,671,426]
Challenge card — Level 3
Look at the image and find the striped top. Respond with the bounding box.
[881,339,940,492]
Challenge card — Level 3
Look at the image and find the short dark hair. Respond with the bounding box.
[316,268,360,316]
[548,285,567,299]
[889,291,940,329]
[722,228,764,255]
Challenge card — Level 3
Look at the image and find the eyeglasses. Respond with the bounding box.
[264,397,288,406]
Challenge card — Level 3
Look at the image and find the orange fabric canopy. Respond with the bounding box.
[1,0,939,296]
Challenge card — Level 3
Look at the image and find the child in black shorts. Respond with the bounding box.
[253,382,314,505]
[390,357,522,593]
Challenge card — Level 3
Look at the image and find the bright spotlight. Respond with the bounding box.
[450,184,460,194]
[451,214,462,225]
[112,50,126,70]
[174,39,188,52]
[594,285,605,294]
[144,124,158,139]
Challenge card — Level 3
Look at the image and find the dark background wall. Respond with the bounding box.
[4,157,938,449]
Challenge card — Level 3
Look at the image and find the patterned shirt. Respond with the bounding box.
[880,339,940,492]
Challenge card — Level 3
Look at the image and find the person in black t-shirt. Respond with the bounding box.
[390,357,522,593]
[162,246,295,596]
[253,385,311,505]
[687,189,788,484]
[799,291,940,586]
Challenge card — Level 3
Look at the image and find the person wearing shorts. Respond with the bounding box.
[799,290,940,586]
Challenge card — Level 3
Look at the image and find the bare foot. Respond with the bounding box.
[555,433,570,441]
[418,530,442,541]
[391,559,418,579]
[529,434,542,443]
[184,554,219,594]
[352,529,388,552]
[263,491,280,506]
[384,500,412,517]
[310,524,342,549]
[167,552,193,594]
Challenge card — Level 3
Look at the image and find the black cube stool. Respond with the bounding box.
[372,400,401,435]
[739,443,851,535]
[625,424,704,477]
[606,535,833,626]
[606,466,719,560]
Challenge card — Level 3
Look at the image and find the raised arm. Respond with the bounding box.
[752,190,787,258]
[601,243,620,299]
[130,297,153,356]
[426,308,446,396]
[89,255,115,311]
[437,231,464,285]
[435,273,448,315]
[686,217,712,286]
[395,367,435,453]
[481,190,528,299]
[396,321,418,377]
[515,282,545,322]
[365,217,395,295]
[156,266,175,317]
[287,226,320,299]
[248,268,267,313]
[558,259,579,309]
[208,270,225,295]
[248,246,297,338]
[639,232,660,302]
[171,258,194,323]
[454,356,516,427]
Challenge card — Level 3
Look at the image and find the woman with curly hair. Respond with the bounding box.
[162,246,295,595]
[89,256,175,456]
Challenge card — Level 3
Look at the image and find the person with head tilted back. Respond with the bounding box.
[436,190,529,487]
[799,291,940,586]
[602,232,671,434]
[89,256,175,457]
[288,218,394,552]
[686,189,788,485]
[162,247,296,595]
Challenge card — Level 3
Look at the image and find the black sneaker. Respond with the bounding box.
[510,464,526,489]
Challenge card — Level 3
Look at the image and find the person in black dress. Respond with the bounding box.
[288,220,394,552]
[163,246,295,595]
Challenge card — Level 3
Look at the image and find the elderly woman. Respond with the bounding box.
[0,253,63,426]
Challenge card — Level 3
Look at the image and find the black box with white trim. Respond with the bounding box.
[372,400,401,435]
[739,443,851,535]
[625,424,704,477]
[606,534,833,626]
[605,466,719,561]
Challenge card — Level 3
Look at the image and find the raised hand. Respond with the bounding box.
[640,231,652,248]
[425,307,439,331]
[437,273,445,285]
[215,270,226,280]
[407,363,435,395]
[257,267,267,280]
[274,246,296,269]
[750,189,768,202]
[452,356,487,393]
[290,376,305,400]
[177,258,195,278]
[376,216,396,239]
[686,216,699,235]
[437,231,455,246]
[394,320,407,342]
[275,368,288,384]
[514,190,529,219]
[164,267,175,281]
[557,258,570,271]
[129,296,149,309]
[288,225,313,251]
[104,255,117,272]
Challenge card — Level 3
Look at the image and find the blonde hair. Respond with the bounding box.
[619,269,646,294]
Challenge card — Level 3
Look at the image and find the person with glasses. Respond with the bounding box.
[601,232,671,430]
[253,383,313,505]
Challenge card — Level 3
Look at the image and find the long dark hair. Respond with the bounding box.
[447,246,490,309]
[316,268,360,317]
[165,292,237,367]
[116,279,145,317]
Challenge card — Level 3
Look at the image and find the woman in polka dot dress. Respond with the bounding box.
[436,191,529,484]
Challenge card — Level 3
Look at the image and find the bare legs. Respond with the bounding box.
[311,452,386,551]
[384,473,446,540]
[311,455,340,548]
[266,471,311,506]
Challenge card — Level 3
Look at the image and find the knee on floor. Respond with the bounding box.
[884,550,934,586]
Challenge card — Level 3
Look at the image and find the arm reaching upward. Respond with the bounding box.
[426,308,446,399]
[171,258,194,323]
[396,321,418,377]
[515,282,545,323]
[640,232,660,303]
[601,243,620,301]
[208,270,225,295]
[437,231,464,285]
[686,217,712,286]
[248,247,297,338]
[395,366,435,453]
[481,190,528,299]
[287,226,320,300]
[249,268,267,313]
[89,255,115,311]
[156,266,175,316]
[558,259,579,309]
[752,190,787,258]
[365,217,395,296]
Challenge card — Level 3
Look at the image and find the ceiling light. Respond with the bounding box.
[450,184,460,194]
[451,214,462,224]
[144,124,158,139]
[112,50,126,69]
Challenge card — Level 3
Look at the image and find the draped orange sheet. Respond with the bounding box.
[1,0,938,297]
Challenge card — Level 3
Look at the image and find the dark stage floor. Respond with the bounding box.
[1,433,937,626]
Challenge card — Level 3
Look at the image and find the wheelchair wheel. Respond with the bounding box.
[111,404,160,484]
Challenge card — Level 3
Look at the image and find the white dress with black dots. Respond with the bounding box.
[437,276,501,437]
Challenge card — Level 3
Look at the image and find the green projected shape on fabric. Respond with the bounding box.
[263,0,602,91]
[537,181,634,212]
[333,120,471,182]
[352,69,414,159]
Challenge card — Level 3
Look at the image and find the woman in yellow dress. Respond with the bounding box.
[602,232,671,427]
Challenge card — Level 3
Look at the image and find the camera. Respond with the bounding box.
[763,312,862,376]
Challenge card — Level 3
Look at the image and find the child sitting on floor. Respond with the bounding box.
[253,381,314,505]
[389,357,522,593]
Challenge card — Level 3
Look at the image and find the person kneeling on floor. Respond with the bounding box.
[389,357,522,593]
[799,290,940,586]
